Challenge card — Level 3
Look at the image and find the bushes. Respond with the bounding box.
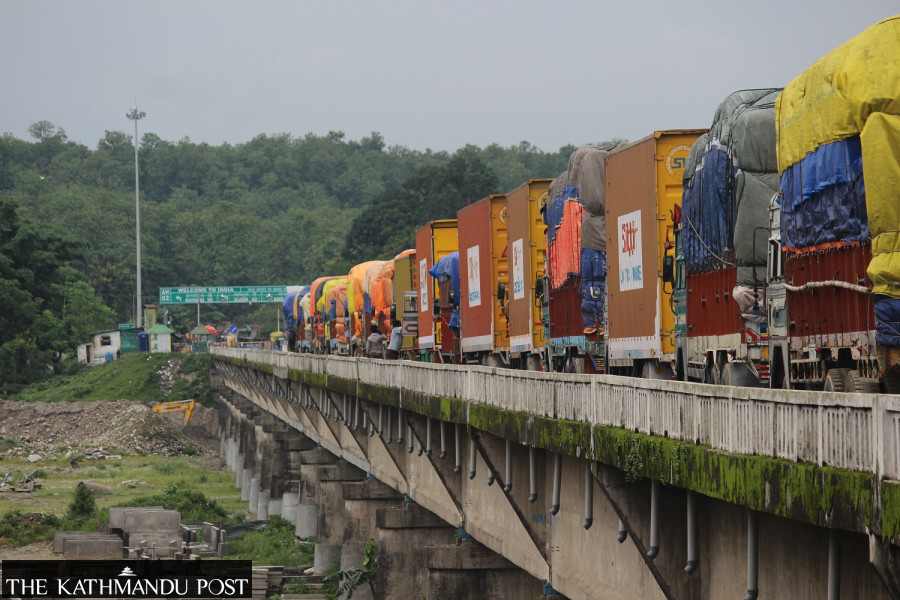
[0,510,58,545]
[229,515,314,567]
[113,485,229,523]
[67,482,95,518]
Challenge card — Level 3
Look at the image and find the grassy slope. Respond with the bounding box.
[1,353,241,542]
[12,353,212,406]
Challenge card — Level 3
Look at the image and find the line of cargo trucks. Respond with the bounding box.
[282,16,900,393]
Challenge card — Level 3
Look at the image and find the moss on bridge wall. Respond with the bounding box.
[213,355,898,539]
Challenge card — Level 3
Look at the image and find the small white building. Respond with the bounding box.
[147,324,175,353]
[78,330,122,364]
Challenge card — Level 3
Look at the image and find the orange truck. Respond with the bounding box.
[506,179,552,370]
[605,130,706,378]
[458,194,509,365]
[415,220,458,361]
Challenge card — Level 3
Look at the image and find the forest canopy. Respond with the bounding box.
[0,123,610,388]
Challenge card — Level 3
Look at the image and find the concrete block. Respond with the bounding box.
[268,497,283,517]
[124,531,182,548]
[53,531,109,554]
[376,504,452,530]
[121,508,180,533]
[257,490,269,520]
[108,506,163,529]
[282,492,299,523]
[319,462,365,482]
[241,468,252,499]
[298,447,339,465]
[313,543,342,575]
[65,537,123,559]
[249,477,261,512]
[295,504,318,538]
[426,539,519,570]
[342,479,403,501]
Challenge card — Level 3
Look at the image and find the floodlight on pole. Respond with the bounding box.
[126,106,146,328]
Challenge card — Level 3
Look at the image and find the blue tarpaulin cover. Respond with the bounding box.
[682,143,730,273]
[875,294,900,346]
[544,185,577,246]
[282,293,296,330]
[282,286,310,329]
[429,251,460,308]
[779,136,868,251]
[580,249,606,332]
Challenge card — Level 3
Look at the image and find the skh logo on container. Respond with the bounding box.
[618,210,643,292]
[1,560,252,599]
[467,245,481,307]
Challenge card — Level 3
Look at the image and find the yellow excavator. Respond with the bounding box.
[151,399,196,425]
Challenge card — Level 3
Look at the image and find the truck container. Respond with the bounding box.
[605,130,705,377]
[770,15,900,391]
[415,220,458,358]
[676,90,780,386]
[392,250,418,353]
[543,145,624,373]
[506,179,552,370]
[458,194,508,362]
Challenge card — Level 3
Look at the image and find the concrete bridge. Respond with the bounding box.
[208,347,900,599]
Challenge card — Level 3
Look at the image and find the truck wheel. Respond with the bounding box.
[823,368,851,392]
[847,371,881,393]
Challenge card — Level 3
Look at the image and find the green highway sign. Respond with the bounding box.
[159,286,287,304]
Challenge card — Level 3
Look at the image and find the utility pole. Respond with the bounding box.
[126,106,146,328]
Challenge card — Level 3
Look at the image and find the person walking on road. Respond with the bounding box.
[386,319,402,359]
[365,324,387,359]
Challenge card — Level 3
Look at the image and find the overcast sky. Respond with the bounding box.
[1,1,895,153]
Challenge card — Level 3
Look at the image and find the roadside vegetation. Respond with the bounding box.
[0,453,247,546]
[229,515,314,567]
[11,353,212,406]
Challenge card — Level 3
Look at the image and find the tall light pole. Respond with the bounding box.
[126,106,146,328]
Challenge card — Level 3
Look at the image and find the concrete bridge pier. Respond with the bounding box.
[425,536,545,599]
[279,431,317,524]
[295,447,338,539]
[216,393,246,489]
[338,479,405,600]
[374,503,458,597]
[313,460,367,574]
[259,419,297,518]
[239,409,260,506]
[247,414,275,517]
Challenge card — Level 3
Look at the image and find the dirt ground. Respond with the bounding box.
[0,399,221,459]
[0,381,226,559]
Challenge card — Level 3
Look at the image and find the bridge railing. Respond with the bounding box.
[211,348,900,479]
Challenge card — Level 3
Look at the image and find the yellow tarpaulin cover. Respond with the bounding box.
[863,113,900,298]
[309,276,340,317]
[317,278,348,314]
[776,15,900,173]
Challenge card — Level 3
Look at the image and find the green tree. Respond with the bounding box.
[341,147,499,262]
[67,482,96,519]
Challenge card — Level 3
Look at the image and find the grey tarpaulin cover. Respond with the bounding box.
[681,89,782,274]
[732,90,780,287]
[568,145,619,252]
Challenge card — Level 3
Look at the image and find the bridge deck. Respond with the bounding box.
[212,347,900,479]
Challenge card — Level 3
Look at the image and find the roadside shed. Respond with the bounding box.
[147,324,175,353]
